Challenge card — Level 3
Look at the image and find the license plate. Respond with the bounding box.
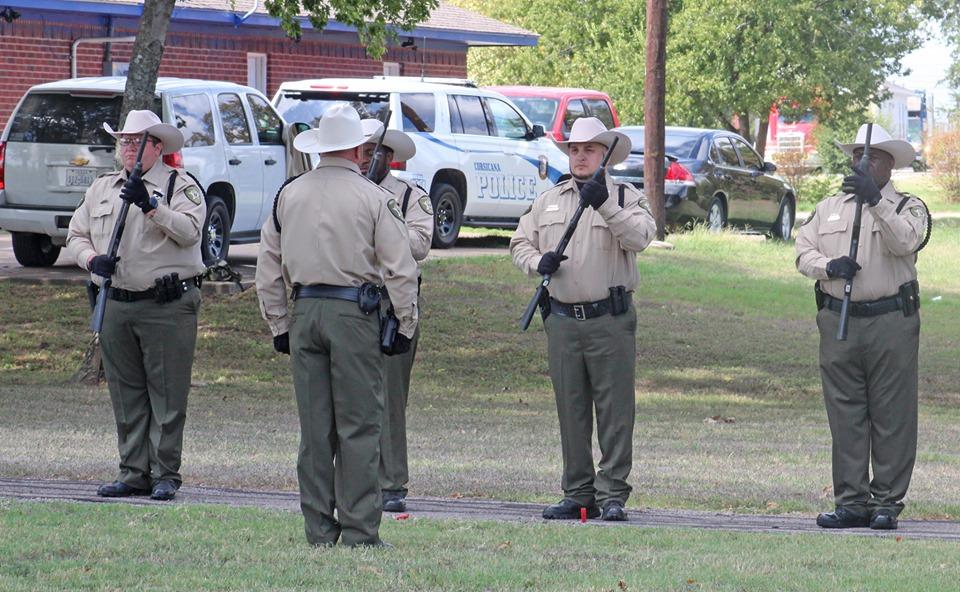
[64,167,97,187]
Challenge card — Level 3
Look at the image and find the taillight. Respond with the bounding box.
[0,141,5,190]
[389,161,406,171]
[665,161,693,182]
[163,151,183,168]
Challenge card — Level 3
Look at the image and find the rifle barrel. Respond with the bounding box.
[836,123,873,341]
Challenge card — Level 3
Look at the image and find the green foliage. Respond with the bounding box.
[263,0,438,58]
[797,174,843,209]
[810,113,864,175]
[927,130,960,201]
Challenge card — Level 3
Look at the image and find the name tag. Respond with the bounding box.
[545,204,560,212]
[827,213,841,222]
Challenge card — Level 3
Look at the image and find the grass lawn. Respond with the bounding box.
[2,500,959,591]
[894,172,960,212]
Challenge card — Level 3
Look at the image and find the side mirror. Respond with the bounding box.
[763,161,777,173]
[531,124,545,139]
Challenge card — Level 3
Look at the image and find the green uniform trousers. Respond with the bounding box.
[100,288,200,489]
[379,321,420,496]
[817,307,920,516]
[290,298,384,547]
[544,303,637,507]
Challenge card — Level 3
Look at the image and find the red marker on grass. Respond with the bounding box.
[580,507,587,523]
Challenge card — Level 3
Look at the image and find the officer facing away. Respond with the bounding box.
[510,117,657,521]
[255,104,419,547]
[796,123,930,531]
[66,110,205,502]
[359,120,434,513]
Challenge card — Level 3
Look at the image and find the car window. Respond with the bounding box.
[274,90,390,128]
[562,100,586,137]
[247,94,283,145]
[485,98,527,139]
[448,95,463,134]
[171,94,215,147]
[217,93,252,145]
[584,98,615,128]
[400,93,435,132]
[453,95,490,136]
[731,137,763,169]
[7,93,153,145]
[510,97,558,128]
[714,137,741,167]
[620,129,703,159]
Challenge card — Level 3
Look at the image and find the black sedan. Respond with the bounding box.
[610,126,796,239]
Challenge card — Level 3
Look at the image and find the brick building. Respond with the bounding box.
[0,0,536,129]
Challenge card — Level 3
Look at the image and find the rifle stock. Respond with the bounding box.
[90,129,150,334]
[836,123,873,341]
[519,136,620,331]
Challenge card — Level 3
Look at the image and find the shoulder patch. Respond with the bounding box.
[184,185,202,205]
[387,198,404,221]
[909,205,925,219]
[418,195,434,215]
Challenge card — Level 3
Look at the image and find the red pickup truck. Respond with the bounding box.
[487,86,620,142]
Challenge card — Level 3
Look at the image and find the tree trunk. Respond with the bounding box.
[119,0,176,124]
[755,116,769,158]
[644,0,668,241]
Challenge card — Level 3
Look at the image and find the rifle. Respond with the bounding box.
[90,129,150,333]
[836,122,873,341]
[366,108,393,181]
[519,136,620,331]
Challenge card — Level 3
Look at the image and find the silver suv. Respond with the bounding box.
[0,77,296,266]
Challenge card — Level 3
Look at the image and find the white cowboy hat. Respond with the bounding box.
[839,123,916,169]
[103,109,184,154]
[293,103,367,154]
[360,119,417,162]
[554,117,631,165]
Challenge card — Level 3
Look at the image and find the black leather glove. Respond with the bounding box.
[537,251,568,275]
[89,254,119,278]
[382,332,411,356]
[841,165,882,207]
[580,171,609,209]
[826,256,861,280]
[120,172,154,213]
[273,332,290,355]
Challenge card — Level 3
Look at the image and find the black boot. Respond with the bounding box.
[97,481,150,497]
[150,479,179,501]
[816,507,870,528]
[542,499,600,520]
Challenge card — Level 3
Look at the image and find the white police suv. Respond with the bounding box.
[273,77,569,248]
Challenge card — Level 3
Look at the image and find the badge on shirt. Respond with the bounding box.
[545,204,560,212]
[387,198,404,221]
[827,212,841,222]
[418,195,434,216]
[184,185,202,205]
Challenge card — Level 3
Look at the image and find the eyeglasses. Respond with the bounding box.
[117,137,158,147]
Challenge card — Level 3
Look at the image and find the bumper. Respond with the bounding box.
[0,205,72,245]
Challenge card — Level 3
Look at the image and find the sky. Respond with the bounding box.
[893,33,955,127]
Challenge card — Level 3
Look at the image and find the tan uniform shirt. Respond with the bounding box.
[796,182,928,300]
[380,174,433,264]
[66,162,206,291]
[255,157,419,337]
[510,176,657,303]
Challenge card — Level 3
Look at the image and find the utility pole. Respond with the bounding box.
[644,0,667,240]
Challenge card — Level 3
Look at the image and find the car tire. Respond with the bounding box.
[771,197,795,241]
[11,232,61,267]
[430,182,463,249]
[706,197,727,232]
[201,196,231,266]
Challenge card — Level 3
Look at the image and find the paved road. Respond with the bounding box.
[2,477,959,541]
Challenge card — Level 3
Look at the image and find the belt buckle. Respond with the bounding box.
[573,304,586,320]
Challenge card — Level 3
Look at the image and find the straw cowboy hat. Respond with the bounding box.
[103,109,184,154]
[360,119,417,162]
[293,103,368,154]
[554,117,631,166]
[839,123,916,169]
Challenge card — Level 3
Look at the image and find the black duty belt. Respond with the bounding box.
[291,284,359,302]
[549,297,613,321]
[822,293,902,317]
[107,276,201,302]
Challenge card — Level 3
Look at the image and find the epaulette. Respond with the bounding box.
[272,173,305,233]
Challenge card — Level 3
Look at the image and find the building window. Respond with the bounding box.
[247,53,267,94]
[383,61,401,76]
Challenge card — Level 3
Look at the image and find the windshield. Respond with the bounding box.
[8,93,124,145]
[509,98,559,128]
[274,90,390,128]
[620,128,703,159]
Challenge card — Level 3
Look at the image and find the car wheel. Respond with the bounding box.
[11,232,61,267]
[706,197,727,232]
[201,196,231,265]
[430,182,463,249]
[772,197,795,241]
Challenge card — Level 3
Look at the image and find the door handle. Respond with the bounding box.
[264,158,277,165]
[228,158,242,165]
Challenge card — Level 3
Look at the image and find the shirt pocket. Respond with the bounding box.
[539,207,568,248]
[816,219,848,256]
[589,216,614,251]
[89,200,116,243]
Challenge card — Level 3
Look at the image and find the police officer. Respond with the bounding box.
[66,110,205,501]
[796,124,929,531]
[510,117,657,521]
[256,104,419,547]
[359,120,434,513]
